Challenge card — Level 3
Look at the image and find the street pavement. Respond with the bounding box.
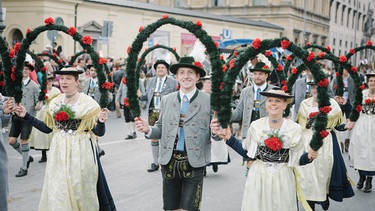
[5,110,375,211]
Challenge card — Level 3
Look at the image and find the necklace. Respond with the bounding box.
[370,90,375,95]
[269,118,283,124]
[65,92,78,99]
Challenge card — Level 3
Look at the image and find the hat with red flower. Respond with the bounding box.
[169,56,206,77]
[249,61,271,73]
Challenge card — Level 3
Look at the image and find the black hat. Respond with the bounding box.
[153,60,170,70]
[47,73,54,80]
[366,72,375,78]
[306,81,316,86]
[54,65,84,75]
[86,64,95,70]
[260,88,293,104]
[249,61,271,73]
[24,62,34,71]
[169,56,206,77]
[199,74,211,81]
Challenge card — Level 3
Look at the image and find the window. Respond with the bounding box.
[253,0,265,6]
[213,0,224,6]
[175,0,185,8]
[333,38,336,45]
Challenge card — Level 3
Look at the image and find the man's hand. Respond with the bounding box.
[135,117,150,133]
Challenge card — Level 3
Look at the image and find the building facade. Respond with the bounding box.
[2,0,283,61]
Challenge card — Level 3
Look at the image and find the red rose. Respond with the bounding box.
[195,20,202,28]
[264,137,283,151]
[229,59,235,68]
[214,42,219,48]
[280,39,290,49]
[45,95,49,100]
[108,72,113,77]
[161,14,169,20]
[282,85,288,92]
[55,111,69,121]
[366,41,372,46]
[318,52,325,58]
[8,49,15,58]
[122,77,126,84]
[355,105,362,112]
[127,46,131,54]
[280,80,286,85]
[10,73,16,81]
[305,42,311,46]
[82,36,92,45]
[265,50,272,57]
[14,42,21,53]
[335,72,340,77]
[365,98,372,104]
[220,55,224,60]
[351,66,357,73]
[286,55,292,61]
[155,43,159,47]
[138,26,144,32]
[173,47,176,51]
[319,130,329,138]
[67,26,76,36]
[194,61,203,68]
[137,58,141,62]
[101,82,114,90]
[319,106,332,114]
[306,52,315,62]
[43,89,47,94]
[219,82,224,90]
[252,38,261,49]
[276,64,283,71]
[222,64,228,73]
[41,66,47,72]
[339,55,347,63]
[359,84,365,90]
[0,81,4,87]
[317,78,329,87]
[263,65,269,69]
[57,59,62,63]
[309,111,319,119]
[326,46,331,51]
[26,28,31,35]
[291,67,297,75]
[123,98,130,107]
[333,84,338,90]
[99,57,108,65]
[44,17,54,25]
[233,51,238,57]
[349,48,355,54]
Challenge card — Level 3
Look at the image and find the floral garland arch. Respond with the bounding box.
[219,38,330,151]
[27,50,49,101]
[0,63,4,93]
[1,17,111,107]
[126,15,221,117]
[36,51,65,70]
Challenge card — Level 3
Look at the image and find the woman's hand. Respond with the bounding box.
[344,121,355,131]
[308,149,318,161]
[14,104,27,117]
[98,108,109,123]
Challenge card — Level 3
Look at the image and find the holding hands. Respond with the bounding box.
[98,108,109,123]
[134,117,150,133]
[210,118,231,140]
[2,97,14,114]
[308,149,319,161]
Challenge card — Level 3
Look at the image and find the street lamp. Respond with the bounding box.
[0,0,5,34]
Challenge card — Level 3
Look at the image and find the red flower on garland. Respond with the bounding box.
[276,64,283,71]
[351,66,357,73]
[233,51,238,57]
[122,77,127,84]
[355,105,362,112]
[359,84,365,90]
[0,81,4,87]
[333,84,338,90]
[138,26,144,32]
[161,14,169,20]
[252,38,261,49]
[318,52,325,58]
[219,82,224,90]
[349,48,355,54]
[43,89,47,94]
[306,52,315,62]
[309,111,319,119]
[98,57,108,65]
[319,106,332,114]
[14,42,21,53]
[137,58,141,62]
[10,73,16,81]
[319,130,329,138]
[101,82,114,90]
[339,55,347,63]
[173,47,176,51]
[82,36,92,45]
[108,72,113,77]
[326,46,331,51]
[220,55,224,60]
[176,84,180,90]
[127,46,131,54]
[52,53,57,57]
[291,67,297,75]
[44,17,54,25]
[305,42,311,46]
[214,41,219,48]
[123,98,130,107]
[155,43,159,47]
[8,49,15,58]
[365,98,375,105]
[282,85,288,92]
[57,59,62,63]
[286,55,292,61]
[26,28,31,35]
[67,26,76,36]
[366,41,373,46]
[41,66,47,72]
[55,111,69,121]
[194,61,203,68]
[335,72,340,77]
[222,64,228,73]
[264,137,283,151]
[195,20,202,28]
[45,95,49,100]
[280,80,286,85]
[317,78,329,87]
[265,50,272,57]
[229,59,235,68]
[280,39,290,49]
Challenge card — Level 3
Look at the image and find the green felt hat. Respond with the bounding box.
[249,61,271,73]
[169,56,206,77]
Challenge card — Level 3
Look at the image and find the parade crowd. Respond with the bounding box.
[0,41,374,211]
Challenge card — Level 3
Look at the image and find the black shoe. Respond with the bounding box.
[125,135,135,140]
[15,168,28,177]
[38,157,47,163]
[133,132,137,138]
[26,156,34,169]
[147,163,159,172]
[99,150,105,157]
[321,198,330,210]
[357,174,366,189]
[212,164,218,173]
[364,177,373,193]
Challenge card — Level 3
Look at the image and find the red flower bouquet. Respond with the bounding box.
[54,104,75,122]
[264,137,283,152]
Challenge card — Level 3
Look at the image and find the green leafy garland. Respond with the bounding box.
[26,51,48,102]
[68,50,87,66]
[126,15,221,117]
[1,17,109,108]
[0,63,4,93]
[36,51,64,70]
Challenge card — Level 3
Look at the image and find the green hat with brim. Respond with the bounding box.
[153,60,170,70]
[249,61,271,73]
[169,56,206,77]
[55,65,84,75]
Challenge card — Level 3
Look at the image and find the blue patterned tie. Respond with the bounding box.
[177,95,189,151]
[255,88,261,111]
[157,79,162,92]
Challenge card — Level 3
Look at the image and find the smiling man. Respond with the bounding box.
[135,56,215,211]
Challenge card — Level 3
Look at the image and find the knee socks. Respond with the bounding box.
[151,141,159,165]
[10,141,22,155]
